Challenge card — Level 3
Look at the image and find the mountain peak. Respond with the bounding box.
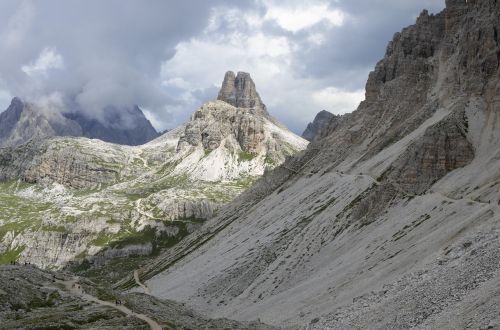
[217,71,267,113]
[301,110,335,142]
[10,96,24,107]
[0,97,158,147]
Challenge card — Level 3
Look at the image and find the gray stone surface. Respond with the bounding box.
[218,71,269,116]
[301,110,335,142]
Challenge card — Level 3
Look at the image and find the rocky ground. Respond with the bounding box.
[0,265,278,330]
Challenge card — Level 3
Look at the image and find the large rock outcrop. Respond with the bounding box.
[301,110,335,142]
[173,72,308,181]
[217,71,268,115]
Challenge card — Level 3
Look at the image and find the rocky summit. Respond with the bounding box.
[113,1,500,329]
[218,71,268,114]
[301,110,335,142]
[0,98,159,147]
[0,71,307,271]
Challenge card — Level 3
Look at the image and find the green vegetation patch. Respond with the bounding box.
[238,151,257,162]
[0,246,25,264]
[265,155,276,166]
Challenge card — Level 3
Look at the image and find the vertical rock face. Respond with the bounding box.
[217,71,237,103]
[179,71,305,157]
[385,110,475,195]
[0,97,25,141]
[217,71,268,115]
[302,110,335,142]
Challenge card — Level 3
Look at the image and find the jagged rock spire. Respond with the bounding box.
[217,71,267,112]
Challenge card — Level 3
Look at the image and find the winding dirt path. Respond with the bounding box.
[134,269,152,294]
[60,277,162,330]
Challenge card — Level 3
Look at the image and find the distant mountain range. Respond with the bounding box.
[0,97,159,147]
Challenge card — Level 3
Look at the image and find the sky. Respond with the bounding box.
[0,0,445,134]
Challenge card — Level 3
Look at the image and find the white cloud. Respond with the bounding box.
[142,108,165,131]
[312,87,365,115]
[158,5,367,132]
[264,2,345,33]
[21,47,64,77]
[161,33,291,94]
[32,91,66,114]
[158,5,362,133]
[2,1,35,49]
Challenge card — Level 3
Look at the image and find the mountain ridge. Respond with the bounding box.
[0,98,159,147]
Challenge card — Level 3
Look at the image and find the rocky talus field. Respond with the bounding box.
[1,0,500,329]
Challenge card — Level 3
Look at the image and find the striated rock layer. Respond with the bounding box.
[117,1,500,329]
[218,71,268,116]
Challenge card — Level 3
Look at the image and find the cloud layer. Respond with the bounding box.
[0,0,445,133]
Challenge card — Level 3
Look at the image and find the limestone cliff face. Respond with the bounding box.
[0,138,135,189]
[177,101,266,154]
[384,109,475,195]
[217,71,268,116]
[174,72,307,181]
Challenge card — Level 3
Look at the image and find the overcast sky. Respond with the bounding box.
[0,0,445,134]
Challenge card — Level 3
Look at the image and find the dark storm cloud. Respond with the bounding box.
[0,0,254,123]
[291,0,446,89]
